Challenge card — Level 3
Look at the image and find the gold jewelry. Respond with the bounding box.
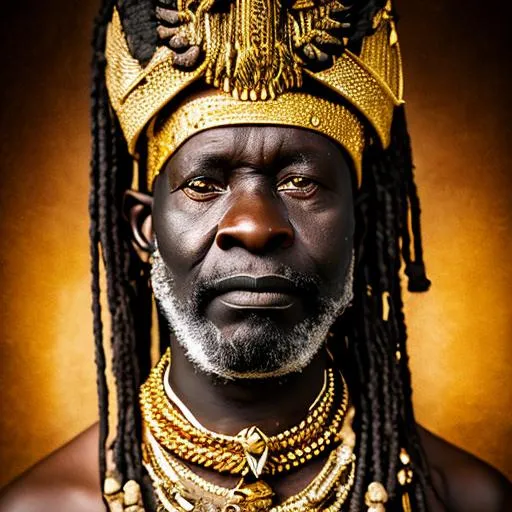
[162,362,335,479]
[104,1,404,189]
[397,448,413,512]
[140,349,349,478]
[142,406,358,511]
[364,481,388,512]
[146,90,365,188]
[103,474,145,512]
[163,363,330,434]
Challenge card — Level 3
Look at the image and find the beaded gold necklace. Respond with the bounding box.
[142,408,357,512]
[103,350,404,512]
[140,349,349,478]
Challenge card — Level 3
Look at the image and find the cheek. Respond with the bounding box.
[289,198,354,279]
[152,186,220,277]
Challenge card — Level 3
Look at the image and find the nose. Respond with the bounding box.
[215,192,294,253]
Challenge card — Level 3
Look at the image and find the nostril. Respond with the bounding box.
[215,223,294,252]
[215,231,237,250]
[267,230,294,251]
[215,196,295,253]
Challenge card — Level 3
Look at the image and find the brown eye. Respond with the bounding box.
[277,176,317,195]
[182,177,226,200]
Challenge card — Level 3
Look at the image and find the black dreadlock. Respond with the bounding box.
[330,106,432,511]
[90,0,155,504]
[90,0,433,510]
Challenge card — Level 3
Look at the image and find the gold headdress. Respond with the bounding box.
[105,0,403,188]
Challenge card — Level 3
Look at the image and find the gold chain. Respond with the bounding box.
[162,360,333,443]
[140,349,349,477]
[142,405,357,512]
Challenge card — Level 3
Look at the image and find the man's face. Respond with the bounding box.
[151,126,355,379]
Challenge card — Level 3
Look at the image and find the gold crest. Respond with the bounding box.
[105,0,404,187]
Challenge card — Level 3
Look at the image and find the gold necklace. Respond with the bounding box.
[140,349,349,478]
[142,406,357,512]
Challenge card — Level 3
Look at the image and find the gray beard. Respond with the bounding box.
[150,243,354,380]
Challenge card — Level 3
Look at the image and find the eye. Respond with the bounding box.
[277,176,318,196]
[181,177,226,201]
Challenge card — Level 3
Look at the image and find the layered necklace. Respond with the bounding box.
[139,349,358,511]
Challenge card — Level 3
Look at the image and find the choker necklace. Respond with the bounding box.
[105,350,410,511]
[140,349,349,478]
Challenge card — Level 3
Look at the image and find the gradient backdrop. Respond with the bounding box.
[0,0,510,488]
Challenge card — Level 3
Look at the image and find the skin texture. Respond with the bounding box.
[1,126,510,511]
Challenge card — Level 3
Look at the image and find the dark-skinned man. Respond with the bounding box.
[0,0,511,510]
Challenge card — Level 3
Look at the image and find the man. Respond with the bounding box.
[0,0,510,510]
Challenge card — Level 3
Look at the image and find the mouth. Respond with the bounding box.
[212,274,300,310]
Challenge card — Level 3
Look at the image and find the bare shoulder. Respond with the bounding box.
[0,423,104,512]
[418,425,512,512]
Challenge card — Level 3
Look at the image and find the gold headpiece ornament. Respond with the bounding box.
[105,0,403,188]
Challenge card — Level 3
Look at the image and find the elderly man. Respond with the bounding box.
[0,0,510,510]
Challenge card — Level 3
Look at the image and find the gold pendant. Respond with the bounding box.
[223,480,274,512]
[236,426,270,478]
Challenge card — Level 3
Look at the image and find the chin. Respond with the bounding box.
[173,310,335,380]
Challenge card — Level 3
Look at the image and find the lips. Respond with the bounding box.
[211,274,300,310]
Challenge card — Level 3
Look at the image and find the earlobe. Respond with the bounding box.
[123,190,154,259]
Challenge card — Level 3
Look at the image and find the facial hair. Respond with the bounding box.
[150,243,354,380]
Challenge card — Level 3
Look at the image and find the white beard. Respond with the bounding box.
[150,241,354,380]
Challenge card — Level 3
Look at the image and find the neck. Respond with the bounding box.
[167,337,328,437]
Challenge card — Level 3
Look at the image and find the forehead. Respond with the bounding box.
[166,125,351,173]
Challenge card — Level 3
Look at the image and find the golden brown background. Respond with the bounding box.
[0,0,511,487]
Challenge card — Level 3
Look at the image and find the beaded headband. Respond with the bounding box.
[105,0,403,189]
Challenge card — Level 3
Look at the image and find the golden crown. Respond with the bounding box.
[105,0,404,188]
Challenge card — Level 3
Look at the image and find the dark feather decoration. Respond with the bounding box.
[349,0,389,42]
[117,0,157,65]
[116,0,391,68]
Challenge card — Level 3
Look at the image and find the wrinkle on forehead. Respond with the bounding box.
[175,125,342,171]
[230,127,286,167]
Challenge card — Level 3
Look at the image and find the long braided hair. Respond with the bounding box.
[90,0,434,510]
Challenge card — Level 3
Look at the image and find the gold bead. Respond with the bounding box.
[399,448,411,465]
[310,115,321,127]
[397,468,407,486]
[365,481,388,506]
[140,349,350,477]
[103,477,122,495]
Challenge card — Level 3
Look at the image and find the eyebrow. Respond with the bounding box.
[185,153,232,174]
[275,150,323,169]
[181,147,323,177]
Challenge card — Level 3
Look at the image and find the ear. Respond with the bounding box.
[123,190,154,260]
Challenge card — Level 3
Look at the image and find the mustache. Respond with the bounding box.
[213,274,300,294]
[191,268,322,306]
